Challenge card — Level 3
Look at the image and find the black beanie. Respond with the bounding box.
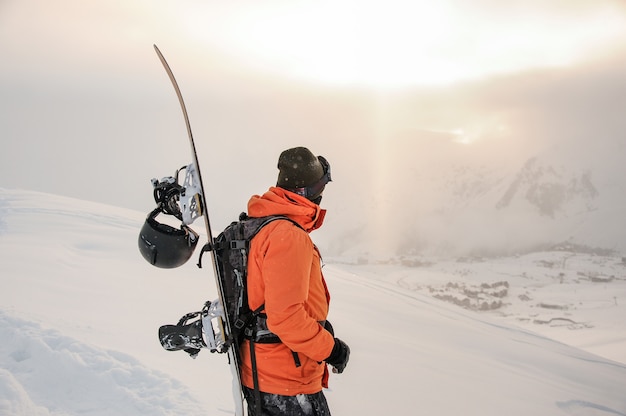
[276,147,324,190]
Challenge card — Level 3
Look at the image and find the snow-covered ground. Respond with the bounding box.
[1,188,625,415]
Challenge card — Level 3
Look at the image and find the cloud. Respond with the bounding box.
[2,0,626,258]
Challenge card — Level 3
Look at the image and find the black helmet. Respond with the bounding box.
[138,208,199,268]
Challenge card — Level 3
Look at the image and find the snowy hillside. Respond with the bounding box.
[1,188,625,415]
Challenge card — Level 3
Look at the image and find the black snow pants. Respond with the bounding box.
[243,386,332,416]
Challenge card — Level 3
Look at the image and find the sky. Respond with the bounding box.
[2,0,626,256]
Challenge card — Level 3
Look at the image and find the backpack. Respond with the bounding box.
[159,213,302,357]
[201,212,302,348]
[160,212,305,415]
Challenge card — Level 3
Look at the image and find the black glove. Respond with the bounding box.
[325,338,350,374]
[323,320,334,336]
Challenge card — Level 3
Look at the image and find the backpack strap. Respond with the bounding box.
[245,213,304,237]
[247,303,265,416]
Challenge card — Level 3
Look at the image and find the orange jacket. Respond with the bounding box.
[239,187,335,395]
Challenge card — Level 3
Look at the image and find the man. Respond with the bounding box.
[239,147,350,416]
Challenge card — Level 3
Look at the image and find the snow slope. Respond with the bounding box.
[1,188,625,415]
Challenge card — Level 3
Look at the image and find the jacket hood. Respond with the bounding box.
[247,187,326,232]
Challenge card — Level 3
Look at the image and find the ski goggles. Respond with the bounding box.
[291,156,331,199]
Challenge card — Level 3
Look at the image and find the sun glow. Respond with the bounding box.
[181,1,626,88]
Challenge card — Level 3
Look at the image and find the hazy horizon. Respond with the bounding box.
[2,0,626,257]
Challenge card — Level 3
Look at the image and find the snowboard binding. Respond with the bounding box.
[138,163,204,269]
[151,163,203,226]
[158,299,228,358]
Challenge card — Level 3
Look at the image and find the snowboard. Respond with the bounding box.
[152,44,246,416]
